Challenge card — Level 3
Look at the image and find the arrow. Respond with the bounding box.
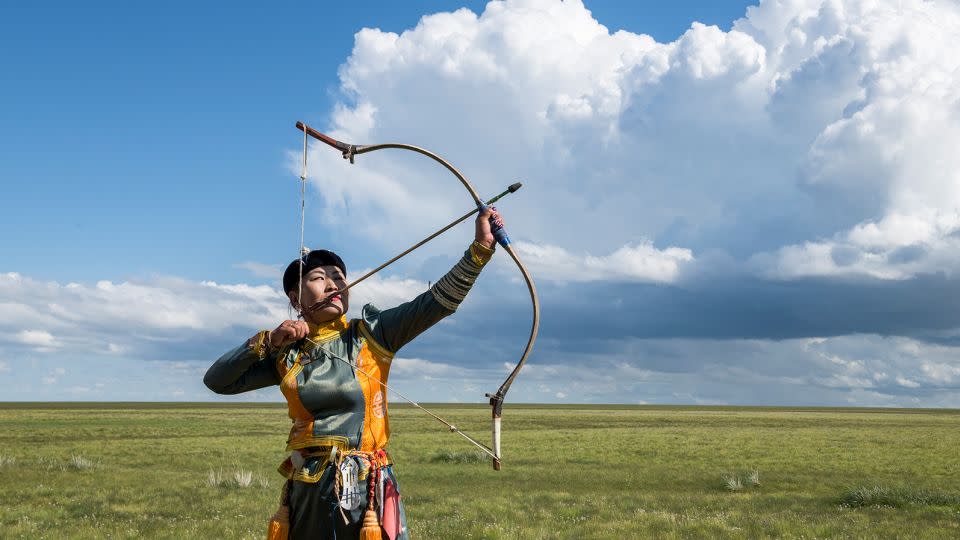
[301,183,523,316]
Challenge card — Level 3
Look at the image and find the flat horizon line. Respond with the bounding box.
[0,401,957,413]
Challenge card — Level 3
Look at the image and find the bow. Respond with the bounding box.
[296,121,540,470]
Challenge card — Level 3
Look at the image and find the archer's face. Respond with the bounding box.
[291,264,349,324]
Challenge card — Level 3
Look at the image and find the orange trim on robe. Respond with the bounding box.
[357,341,392,451]
[279,359,316,449]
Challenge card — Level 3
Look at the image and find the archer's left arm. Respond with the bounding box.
[362,206,501,353]
[362,241,494,353]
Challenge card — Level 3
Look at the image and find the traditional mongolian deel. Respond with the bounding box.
[204,243,494,540]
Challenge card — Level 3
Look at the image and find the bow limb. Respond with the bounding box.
[296,122,484,205]
[296,121,540,470]
[486,243,539,470]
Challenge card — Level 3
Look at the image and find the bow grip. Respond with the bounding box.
[479,204,511,248]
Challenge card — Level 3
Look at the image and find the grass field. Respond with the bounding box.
[1,403,958,539]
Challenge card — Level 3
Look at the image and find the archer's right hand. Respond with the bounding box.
[269,320,309,350]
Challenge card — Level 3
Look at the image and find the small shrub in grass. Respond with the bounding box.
[234,469,253,488]
[37,457,65,472]
[206,469,224,487]
[69,454,95,470]
[840,485,960,508]
[0,455,15,467]
[722,470,760,492]
[428,450,488,464]
[36,455,97,472]
[206,468,259,489]
[723,474,744,492]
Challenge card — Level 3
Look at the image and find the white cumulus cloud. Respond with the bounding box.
[0,269,446,364]
[298,0,960,287]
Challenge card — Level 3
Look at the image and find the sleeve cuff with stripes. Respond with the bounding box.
[430,242,494,311]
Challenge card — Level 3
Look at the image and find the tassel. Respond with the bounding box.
[360,507,381,540]
[267,513,289,540]
[267,481,291,540]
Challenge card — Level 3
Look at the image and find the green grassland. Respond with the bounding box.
[1,403,958,539]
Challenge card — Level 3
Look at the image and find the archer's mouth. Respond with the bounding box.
[303,294,343,314]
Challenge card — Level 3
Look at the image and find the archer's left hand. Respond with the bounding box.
[476,206,504,249]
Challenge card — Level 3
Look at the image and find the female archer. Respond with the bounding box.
[203,207,504,540]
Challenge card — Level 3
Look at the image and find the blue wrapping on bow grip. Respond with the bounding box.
[479,204,511,247]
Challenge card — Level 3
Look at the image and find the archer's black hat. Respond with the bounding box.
[282,250,347,294]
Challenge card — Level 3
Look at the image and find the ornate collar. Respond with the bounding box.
[306,316,349,344]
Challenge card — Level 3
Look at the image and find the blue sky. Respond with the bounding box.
[1,0,752,284]
[3,0,960,407]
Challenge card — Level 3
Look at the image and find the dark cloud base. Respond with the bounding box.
[382,272,960,380]
[459,272,960,343]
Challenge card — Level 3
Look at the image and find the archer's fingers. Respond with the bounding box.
[270,321,293,347]
[488,207,505,227]
[293,320,309,339]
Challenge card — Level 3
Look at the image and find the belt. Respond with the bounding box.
[279,446,392,483]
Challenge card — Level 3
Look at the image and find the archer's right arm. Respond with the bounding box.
[204,331,281,395]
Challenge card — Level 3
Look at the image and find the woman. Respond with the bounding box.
[203,207,503,540]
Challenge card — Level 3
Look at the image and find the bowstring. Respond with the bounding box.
[302,335,499,461]
[298,126,308,317]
